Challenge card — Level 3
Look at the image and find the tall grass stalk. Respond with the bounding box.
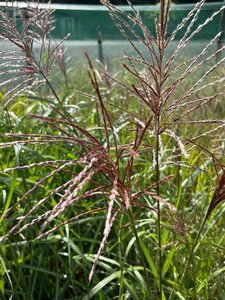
[156,118,163,299]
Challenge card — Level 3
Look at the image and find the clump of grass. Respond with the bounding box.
[0,0,69,107]
[1,0,225,299]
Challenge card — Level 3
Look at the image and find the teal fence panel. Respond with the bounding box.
[51,3,224,41]
[0,2,224,41]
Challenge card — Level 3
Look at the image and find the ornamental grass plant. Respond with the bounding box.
[1,0,225,299]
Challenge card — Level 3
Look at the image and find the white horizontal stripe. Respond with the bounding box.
[0,2,223,11]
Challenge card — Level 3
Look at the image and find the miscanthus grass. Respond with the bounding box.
[1,0,225,299]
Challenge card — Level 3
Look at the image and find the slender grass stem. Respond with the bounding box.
[128,209,152,299]
[39,70,63,108]
[155,116,163,300]
[5,108,14,134]
[178,212,208,293]
[118,215,125,300]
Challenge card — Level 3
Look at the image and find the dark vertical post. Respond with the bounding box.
[97,30,104,65]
